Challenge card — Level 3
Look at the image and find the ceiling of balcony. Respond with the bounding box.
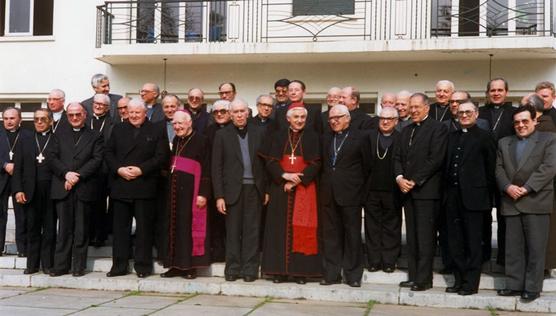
[95,37,556,65]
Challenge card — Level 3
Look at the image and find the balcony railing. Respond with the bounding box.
[95,0,555,48]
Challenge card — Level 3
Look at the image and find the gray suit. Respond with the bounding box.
[495,131,556,293]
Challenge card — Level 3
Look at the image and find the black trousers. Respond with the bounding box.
[25,180,56,271]
[505,213,549,293]
[404,198,439,285]
[445,187,485,291]
[53,194,92,273]
[0,185,26,254]
[111,199,156,275]
[495,192,505,266]
[89,174,109,244]
[364,190,401,268]
[225,184,262,278]
[321,198,363,283]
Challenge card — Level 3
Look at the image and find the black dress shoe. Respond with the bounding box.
[49,270,68,277]
[42,268,51,275]
[272,275,286,283]
[106,271,127,277]
[446,285,461,293]
[184,270,197,280]
[458,289,478,296]
[438,267,453,275]
[225,274,238,282]
[23,268,38,275]
[17,252,26,258]
[294,277,306,284]
[161,268,185,278]
[410,283,432,291]
[497,289,521,296]
[382,266,395,273]
[320,278,341,286]
[136,272,150,278]
[243,275,256,282]
[521,291,540,302]
[367,265,381,272]
[399,281,415,288]
[347,280,361,288]
[72,270,85,277]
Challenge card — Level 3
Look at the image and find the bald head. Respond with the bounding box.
[381,92,396,108]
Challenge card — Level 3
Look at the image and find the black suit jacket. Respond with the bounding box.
[52,112,72,135]
[320,128,369,206]
[323,108,374,133]
[430,102,451,121]
[82,93,123,122]
[105,121,170,200]
[271,104,323,134]
[147,103,165,123]
[364,128,400,197]
[211,123,266,204]
[0,128,10,194]
[479,102,515,140]
[444,125,497,211]
[394,117,448,199]
[49,128,104,201]
[1,128,33,195]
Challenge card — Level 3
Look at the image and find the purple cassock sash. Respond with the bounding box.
[171,155,206,256]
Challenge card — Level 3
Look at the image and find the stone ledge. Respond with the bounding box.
[0,269,555,312]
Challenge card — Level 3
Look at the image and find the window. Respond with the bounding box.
[0,100,45,129]
[0,0,53,36]
[292,0,354,16]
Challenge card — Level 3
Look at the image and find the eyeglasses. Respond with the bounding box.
[117,106,127,110]
[212,109,228,115]
[93,101,109,107]
[188,96,202,102]
[328,114,346,122]
[47,97,63,102]
[514,119,532,126]
[34,117,49,123]
[257,103,273,108]
[379,117,398,121]
[140,89,155,94]
[67,113,83,118]
[275,88,288,95]
[450,99,468,104]
[457,110,475,117]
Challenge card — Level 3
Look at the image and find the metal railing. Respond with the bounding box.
[95,0,554,48]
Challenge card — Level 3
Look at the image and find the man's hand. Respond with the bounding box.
[64,180,73,191]
[118,167,138,181]
[4,163,14,176]
[15,192,26,204]
[127,166,143,177]
[65,171,80,185]
[263,193,270,206]
[196,196,207,208]
[397,177,415,194]
[284,181,296,192]
[506,184,525,200]
[282,172,303,185]
[216,198,227,215]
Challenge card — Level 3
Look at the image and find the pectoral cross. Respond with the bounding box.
[9,151,13,161]
[36,153,45,164]
[289,153,296,165]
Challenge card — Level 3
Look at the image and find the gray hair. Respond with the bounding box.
[3,107,21,119]
[162,94,182,107]
[91,74,109,88]
[528,94,546,112]
[49,89,65,99]
[229,97,248,110]
[436,80,455,91]
[256,94,273,105]
[380,106,399,118]
[128,98,147,110]
[93,93,110,105]
[397,90,412,99]
[213,99,231,110]
[286,106,308,118]
[173,110,192,122]
[330,104,350,117]
[66,102,86,113]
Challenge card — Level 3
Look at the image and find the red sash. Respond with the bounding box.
[171,155,206,257]
[280,155,318,255]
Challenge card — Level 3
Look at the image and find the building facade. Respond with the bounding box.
[1,0,555,124]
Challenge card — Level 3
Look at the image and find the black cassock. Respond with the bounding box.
[259,128,322,277]
[163,132,212,269]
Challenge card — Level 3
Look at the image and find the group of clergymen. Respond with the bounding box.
[1,74,555,303]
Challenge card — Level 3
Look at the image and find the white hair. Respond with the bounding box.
[173,110,192,122]
[128,98,146,110]
[93,93,110,105]
[436,80,455,91]
[329,104,350,117]
[91,73,109,88]
[229,97,248,110]
[213,99,231,110]
[379,106,399,118]
[286,106,308,118]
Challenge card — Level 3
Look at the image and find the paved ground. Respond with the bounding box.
[0,286,551,316]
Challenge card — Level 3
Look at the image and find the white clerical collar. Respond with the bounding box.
[94,114,105,120]
[53,111,63,121]
[8,128,17,133]
[41,130,50,136]
[147,104,153,109]
[462,128,468,133]
[382,132,392,136]
[73,128,81,132]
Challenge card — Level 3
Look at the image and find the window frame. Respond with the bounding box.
[4,0,34,36]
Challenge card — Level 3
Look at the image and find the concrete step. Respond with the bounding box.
[1,254,555,292]
[0,269,554,313]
